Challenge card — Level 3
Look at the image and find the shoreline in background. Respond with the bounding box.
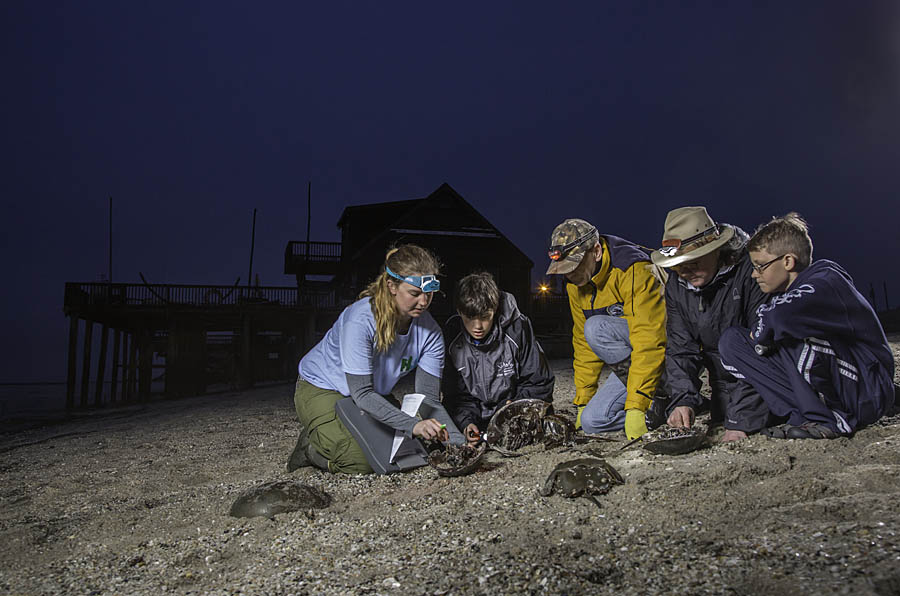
[0,380,295,434]
[0,383,68,420]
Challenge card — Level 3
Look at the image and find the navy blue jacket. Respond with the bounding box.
[665,225,769,430]
[752,259,895,422]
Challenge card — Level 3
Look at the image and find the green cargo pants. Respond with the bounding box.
[293,378,373,475]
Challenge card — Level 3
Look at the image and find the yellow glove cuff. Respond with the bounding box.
[624,409,648,440]
[575,405,586,430]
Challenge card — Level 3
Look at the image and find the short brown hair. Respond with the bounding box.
[455,272,500,318]
[747,212,813,269]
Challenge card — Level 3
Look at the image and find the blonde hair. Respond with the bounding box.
[747,212,813,269]
[358,244,442,352]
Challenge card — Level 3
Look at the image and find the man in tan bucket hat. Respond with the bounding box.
[650,206,770,442]
[546,219,667,440]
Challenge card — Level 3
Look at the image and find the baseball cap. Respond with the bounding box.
[546,219,598,275]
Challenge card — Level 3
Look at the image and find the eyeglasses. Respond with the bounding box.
[548,226,597,261]
[658,225,720,258]
[751,254,786,274]
[385,266,441,292]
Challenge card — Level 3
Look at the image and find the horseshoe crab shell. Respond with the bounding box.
[541,413,575,448]
[540,458,625,504]
[484,398,554,451]
[426,441,488,477]
[229,480,331,519]
[641,425,707,455]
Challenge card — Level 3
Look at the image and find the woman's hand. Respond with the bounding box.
[413,418,449,441]
[464,424,481,445]
[667,406,695,428]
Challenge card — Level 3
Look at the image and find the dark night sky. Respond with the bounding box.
[2,1,899,383]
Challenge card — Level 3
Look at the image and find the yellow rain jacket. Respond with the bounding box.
[568,235,667,412]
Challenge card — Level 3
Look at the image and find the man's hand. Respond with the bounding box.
[464,423,481,445]
[667,406,695,428]
[413,418,449,441]
[624,409,648,440]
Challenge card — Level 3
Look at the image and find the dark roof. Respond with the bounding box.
[336,197,421,228]
[336,183,533,266]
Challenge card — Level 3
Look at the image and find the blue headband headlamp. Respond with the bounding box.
[386,266,440,292]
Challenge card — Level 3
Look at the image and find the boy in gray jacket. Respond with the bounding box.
[442,273,555,444]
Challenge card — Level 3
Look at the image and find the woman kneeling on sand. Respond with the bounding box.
[288,244,465,474]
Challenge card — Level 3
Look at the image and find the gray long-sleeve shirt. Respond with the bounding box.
[346,369,465,444]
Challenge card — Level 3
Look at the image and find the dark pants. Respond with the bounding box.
[718,327,886,434]
[702,349,772,433]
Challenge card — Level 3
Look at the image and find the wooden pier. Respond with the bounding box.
[62,281,345,409]
[60,182,556,410]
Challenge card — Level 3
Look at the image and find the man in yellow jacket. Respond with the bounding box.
[547,219,667,439]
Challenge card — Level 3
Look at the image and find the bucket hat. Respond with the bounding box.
[650,206,734,268]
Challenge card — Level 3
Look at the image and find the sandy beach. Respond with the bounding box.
[1,337,899,596]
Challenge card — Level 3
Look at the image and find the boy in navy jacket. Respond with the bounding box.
[719,213,895,439]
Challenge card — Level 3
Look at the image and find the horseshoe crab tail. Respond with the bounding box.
[583,494,603,510]
[489,445,524,458]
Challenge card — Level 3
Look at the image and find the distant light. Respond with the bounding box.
[538,284,549,293]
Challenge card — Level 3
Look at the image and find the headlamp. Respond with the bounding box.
[658,225,720,257]
[548,227,597,261]
[385,266,441,292]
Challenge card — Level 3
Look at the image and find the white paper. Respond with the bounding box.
[390,393,426,463]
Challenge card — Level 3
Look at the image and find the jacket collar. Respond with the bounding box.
[675,262,736,292]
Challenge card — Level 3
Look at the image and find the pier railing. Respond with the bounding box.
[285,240,342,262]
[283,241,342,275]
[64,282,342,309]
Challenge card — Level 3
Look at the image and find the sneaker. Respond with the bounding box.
[889,383,900,416]
[786,422,839,440]
[305,443,330,471]
[286,426,311,471]
[761,423,795,439]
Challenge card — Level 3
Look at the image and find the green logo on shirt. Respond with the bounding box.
[400,356,413,372]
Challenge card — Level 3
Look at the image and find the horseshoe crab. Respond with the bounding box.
[641,425,707,455]
[540,457,624,509]
[426,441,488,477]
[484,399,575,452]
[229,480,331,519]
[424,399,574,477]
